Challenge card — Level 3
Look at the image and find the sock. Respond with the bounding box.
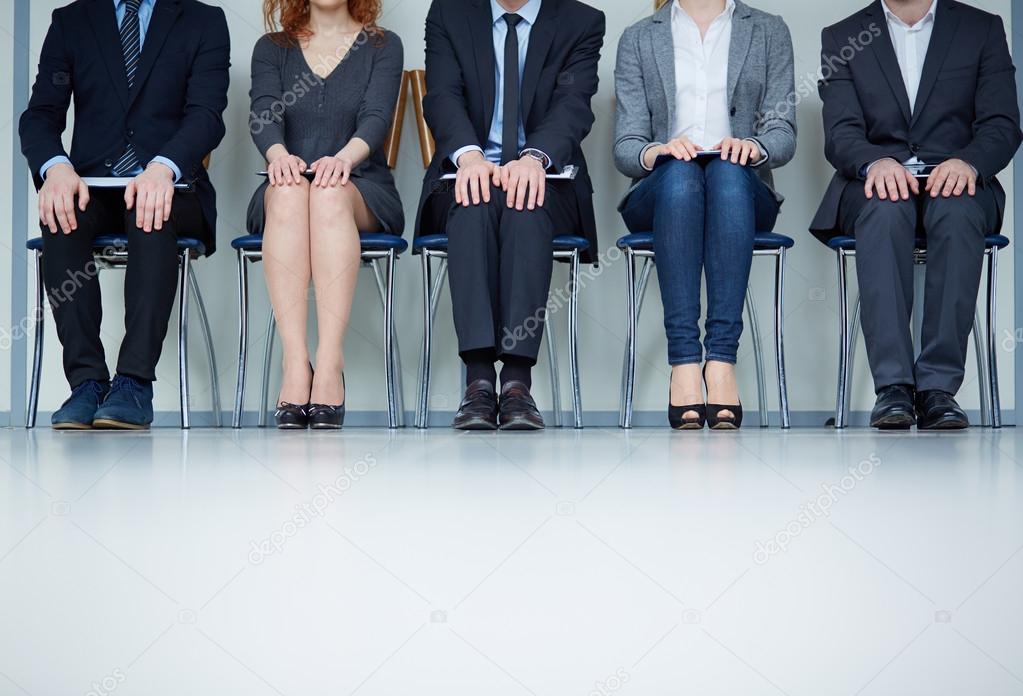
[500,355,533,390]
[462,348,497,387]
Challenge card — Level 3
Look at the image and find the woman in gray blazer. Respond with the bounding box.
[249,0,405,429]
[614,0,796,430]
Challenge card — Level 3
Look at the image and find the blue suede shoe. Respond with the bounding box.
[52,380,110,430]
[92,375,154,430]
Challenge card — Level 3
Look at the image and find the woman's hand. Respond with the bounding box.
[643,137,702,169]
[716,138,763,166]
[267,151,307,187]
[310,155,354,188]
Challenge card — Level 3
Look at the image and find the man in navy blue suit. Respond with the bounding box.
[20,0,230,430]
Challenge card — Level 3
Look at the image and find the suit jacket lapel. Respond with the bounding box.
[128,0,182,106]
[521,0,557,121]
[865,2,912,124]
[469,0,497,130]
[86,0,130,110]
[651,2,675,129]
[911,0,960,124]
[727,2,754,103]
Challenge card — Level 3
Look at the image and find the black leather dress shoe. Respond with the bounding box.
[916,390,969,430]
[498,381,545,431]
[453,380,499,430]
[870,384,916,430]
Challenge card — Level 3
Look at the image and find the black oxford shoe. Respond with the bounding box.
[916,390,969,430]
[870,384,916,430]
[498,381,545,431]
[453,380,499,430]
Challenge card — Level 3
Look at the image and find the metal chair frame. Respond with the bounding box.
[834,245,1001,428]
[413,244,583,429]
[232,246,405,429]
[618,244,790,429]
[27,244,221,429]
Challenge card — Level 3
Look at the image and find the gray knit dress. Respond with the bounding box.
[247,30,405,236]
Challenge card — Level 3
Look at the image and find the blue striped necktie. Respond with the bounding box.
[113,0,142,176]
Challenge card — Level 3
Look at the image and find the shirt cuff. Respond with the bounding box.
[451,146,484,168]
[40,156,73,180]
[519,148,552,170]
[150,156,182,182]
[640,143,662,171]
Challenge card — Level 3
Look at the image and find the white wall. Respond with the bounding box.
[17,0,1015,424]
[1,0,15,419]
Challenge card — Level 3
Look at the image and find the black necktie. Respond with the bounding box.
[501,13,523,165]
[113,0,142,175]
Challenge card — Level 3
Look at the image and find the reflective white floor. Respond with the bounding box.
[1,427,1021,696]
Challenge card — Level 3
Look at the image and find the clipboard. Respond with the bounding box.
[83,177,193,190]
[257,170,316,180]
[653,150,725,168]
[439,165,579,181]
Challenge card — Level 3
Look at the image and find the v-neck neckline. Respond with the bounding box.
[298,37,359,81]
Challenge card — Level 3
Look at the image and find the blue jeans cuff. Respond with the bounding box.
[669,355,704,366]
[704,353,738,365]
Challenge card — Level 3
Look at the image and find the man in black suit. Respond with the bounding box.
[810,0,1021,430]
[416,0,604,431]
[20,0,230,430]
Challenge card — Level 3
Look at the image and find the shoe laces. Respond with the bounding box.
[110,375,143,406]
[66,380,106,405]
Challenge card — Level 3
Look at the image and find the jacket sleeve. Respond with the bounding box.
[613,25,654,180]
[952,14,1022,179]
[353,34,405,153]
[19,9,74,186]
[522,10,605,171]
[155,6,231,181]
[752,16,797,169]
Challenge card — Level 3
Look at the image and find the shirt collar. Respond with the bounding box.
[672,0,736,25]
[114,0,155,10]
[491,0,542,28]
[881,0,937,29]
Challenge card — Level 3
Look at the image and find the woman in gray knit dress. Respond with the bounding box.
[250,0,404,429]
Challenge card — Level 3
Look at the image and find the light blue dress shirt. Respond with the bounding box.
[451,0,543,167]
[40,0,181,182]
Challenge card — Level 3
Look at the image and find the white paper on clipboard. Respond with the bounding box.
[83,177,193,190]
[439,165,579,181]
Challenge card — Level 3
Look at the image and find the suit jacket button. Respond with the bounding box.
[910,143,920,153]
[730,107,736,116]
[104,159,114,168]
[126,129,134,137]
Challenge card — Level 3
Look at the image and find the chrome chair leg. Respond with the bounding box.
[27,250,45,429]
[836,250,851,429]
[845,293,861,422]
[973,309,990,427]
[745,286,769,428]
[383,250,399,429]
[987,248,1001,428]
[372,255,403,428]
[568,250,583,429]
[620,250,638,428]
[258,311,276,428]
[545,304,563,428]
[178,252,193,429]
[416,253,433,429]
[774,249,790,429]
[233,252,249,428]
[189,272,221,428]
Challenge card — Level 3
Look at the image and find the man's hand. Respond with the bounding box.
[310,155,354,188]
[643,137,702,169]
[39,163,89,235]
[864,158,919,201]
[455,151,501,207]
[501,155,547,211]
[926,158,977,198]
[716,138,762,166]
[125,162,175,233]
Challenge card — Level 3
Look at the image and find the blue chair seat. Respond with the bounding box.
[414,234,590,254]
[827,234,1010,251]
[27,235,206,256]
[232,233,408,254]
[617,231,794,252]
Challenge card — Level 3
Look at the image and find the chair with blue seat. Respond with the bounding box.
[617,230,794,429]
[231,71,412,429]
[407,69,588,429]
[26,230,221,430]
[829,232,1007,429]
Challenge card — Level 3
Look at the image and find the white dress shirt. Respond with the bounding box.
[866,0,938,175]
[670,0,734,147]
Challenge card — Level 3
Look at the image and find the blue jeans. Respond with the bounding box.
[621,158,781,365]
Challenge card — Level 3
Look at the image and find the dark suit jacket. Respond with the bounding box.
[810,0,1021,242]
[19,0,231,254]
[415,0,605,263]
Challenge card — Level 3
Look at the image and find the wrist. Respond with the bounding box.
[457,150,486,168]
[146,161,175,180]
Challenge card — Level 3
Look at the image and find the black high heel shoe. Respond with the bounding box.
[275,363,313,430]
[309,373,345,430]
[669,397,706,430]
[704,364,743,430]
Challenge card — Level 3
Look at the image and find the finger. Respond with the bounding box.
[527,172,538,211]
[164,187,173,222]
[506,171,519,207]
[124,181,136,209]
[864,174,874,200]
[896,171,909,200]
[739,143,750,166]
[53,196,71,235]
[536,173,546,208]
[481,170,491,204]
[968,175,977,196]
[929,169,947,198]
[44,196,58,234]
[952,173,967,197]
[877,174,890,200]
[62,190,77,231]
[455,171,465,206]
[720,139,732,161]
[313,161,325,187]
[136,189,147,229]
[731,141,741,164]
[153,190,165,231]
[685,141,700,160]
[492,165,503,189]
[942,172,958,198]
[905,171,920,196]
[470,172,481,205]
[78,181,91,212]
[515,172,529,210]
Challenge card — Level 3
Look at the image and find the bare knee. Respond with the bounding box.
[265,178,310,219]
[309,182,359,219]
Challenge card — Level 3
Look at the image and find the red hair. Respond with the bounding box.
[263,0,383,44]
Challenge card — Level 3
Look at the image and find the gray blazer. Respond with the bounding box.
[613,0,797,208]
